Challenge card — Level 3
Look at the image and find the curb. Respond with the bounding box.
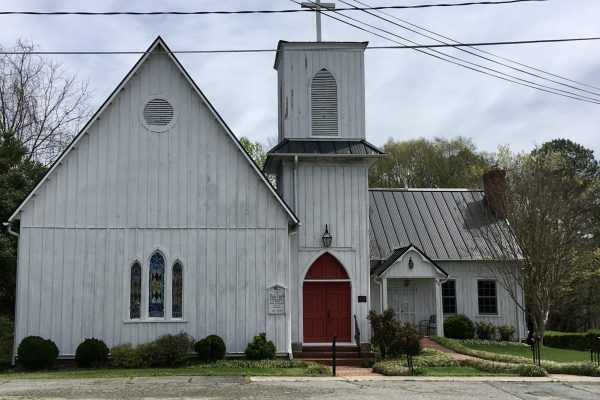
[250,374,600,383]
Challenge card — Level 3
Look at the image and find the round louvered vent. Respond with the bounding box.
[143,99,174,126]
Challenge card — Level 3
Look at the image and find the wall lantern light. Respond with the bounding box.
[408,257,414,269]
[404,279,410,287]
[322,224,333,247]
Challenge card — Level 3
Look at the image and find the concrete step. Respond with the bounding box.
[294,351,363,359]
[302,358,364,367]
[301,346,360,352]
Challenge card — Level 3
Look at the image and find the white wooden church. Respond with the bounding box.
[7,36,525,360]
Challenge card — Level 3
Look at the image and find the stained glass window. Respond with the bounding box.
[149,252,165,318]
[130,262,142,319]
[172,262,183,318]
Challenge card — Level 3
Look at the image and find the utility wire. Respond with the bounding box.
[293,0,600,104]
[349,0,600,92]
[2,37,600,55]
[0,1,549,16]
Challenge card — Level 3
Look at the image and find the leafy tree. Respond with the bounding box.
[482,144,599,339]
[0,129,46,316]
[0,39,92,164]
[369,137,492,188]
[532,138,599,182]
[239,136,267,169]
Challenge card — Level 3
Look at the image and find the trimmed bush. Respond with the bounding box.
[195,335,226,362]
[498,325,516,341]
[151,332,194,367]
[75,338,109,368]
[543,330,600,351]
[443,314,475,340]
[17,336,59,370]
[111,343,143,368]
[515,364,548,377]
[245,333,276,360]
[0,316,13,366]
[475,322,496,340]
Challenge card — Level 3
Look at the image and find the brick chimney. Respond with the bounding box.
[483,169,507,217]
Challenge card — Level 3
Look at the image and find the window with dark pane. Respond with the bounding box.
[442,280,457,314]
[172,262,183,318]
[129,262,142,319]
[148,252,165,318]
[477,280,498,315]
[311,69,338,136]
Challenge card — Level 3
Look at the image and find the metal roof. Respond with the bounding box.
[369,189,516,261]
[370,244,448,277]
[264,139,384,173]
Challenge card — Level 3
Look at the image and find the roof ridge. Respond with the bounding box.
[368,188,483,192]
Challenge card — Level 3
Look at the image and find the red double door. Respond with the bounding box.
[303,253,351,343]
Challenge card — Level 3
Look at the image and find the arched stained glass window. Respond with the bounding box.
[172,262,183,318]
[149,252,165,318]
[130,262,142,319]
[311,68,338,136]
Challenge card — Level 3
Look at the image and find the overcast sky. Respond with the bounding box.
[1,0,599,156]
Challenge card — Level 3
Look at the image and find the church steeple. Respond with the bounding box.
[274,41,368,141]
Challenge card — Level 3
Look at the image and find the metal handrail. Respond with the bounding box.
[354,314,360,352]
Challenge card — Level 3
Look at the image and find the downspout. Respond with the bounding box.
[293,155,298,212]
[375,277,383,313]
[288,223,301,359]
[3,222,19,366]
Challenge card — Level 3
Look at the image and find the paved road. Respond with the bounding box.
[0,376,599,399]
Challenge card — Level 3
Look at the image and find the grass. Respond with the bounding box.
[0,359,331,379]
[458,340,590,363]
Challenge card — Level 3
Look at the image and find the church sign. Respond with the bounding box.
[268,285,286,315]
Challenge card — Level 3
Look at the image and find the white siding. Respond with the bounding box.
[276,44,366,140]
[288,160,371,344]
[15,49,291,355]
[440,261,526,338]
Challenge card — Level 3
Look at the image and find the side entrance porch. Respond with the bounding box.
[370,244,448,336]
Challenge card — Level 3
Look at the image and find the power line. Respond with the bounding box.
[349,0,600,92]
[341,0,600,97]
[0,1,549,16]
[1,37,599,55]
[292,0,600,104]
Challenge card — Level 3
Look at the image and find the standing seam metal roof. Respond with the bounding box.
[369,189,514,261]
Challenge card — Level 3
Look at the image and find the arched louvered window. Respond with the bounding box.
[130,262,142,319]
[311,69,338,136]
[172,262,183,318]
[149,252,165,318]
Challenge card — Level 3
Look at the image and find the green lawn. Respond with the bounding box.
[459,341,590,363]
[0,360,330,379]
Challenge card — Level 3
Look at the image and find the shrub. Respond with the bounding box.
[0,316,13,365]
[443,314,475,339]
[75,338,109,368]
[245,333,276,360]
[515,364,548,377]
[195,335,226,362]
[359,358,375,368]
[367,309,422,358]
[475,322,496,340]
[151,332,194,367]
[17,336,59,370]
[111,343,143,368]
[498,325,516,341]
[543,330,600,351]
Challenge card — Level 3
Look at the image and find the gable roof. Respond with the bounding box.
[369,188,516,261]
[8,37,299,225]
[263,138,384,173]
[370,243,448,277]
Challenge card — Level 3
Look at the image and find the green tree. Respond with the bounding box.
[532,138,599,182]
[368,137,492,188]
[0,129,46,316]
[239,137,267,169]
[482,145,599,339]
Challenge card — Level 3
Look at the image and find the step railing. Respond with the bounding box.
[354,314,360,353]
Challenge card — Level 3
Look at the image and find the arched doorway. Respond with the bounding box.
[303,253,351,342]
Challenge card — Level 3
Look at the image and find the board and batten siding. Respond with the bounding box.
[440,261,526,338]
[276,44,366,140]
[14,48,291,356]
[287,160,372,343]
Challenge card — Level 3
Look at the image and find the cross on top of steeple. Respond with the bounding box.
[300,0,336,42]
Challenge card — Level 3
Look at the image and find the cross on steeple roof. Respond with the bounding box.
[300,0,336,42]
